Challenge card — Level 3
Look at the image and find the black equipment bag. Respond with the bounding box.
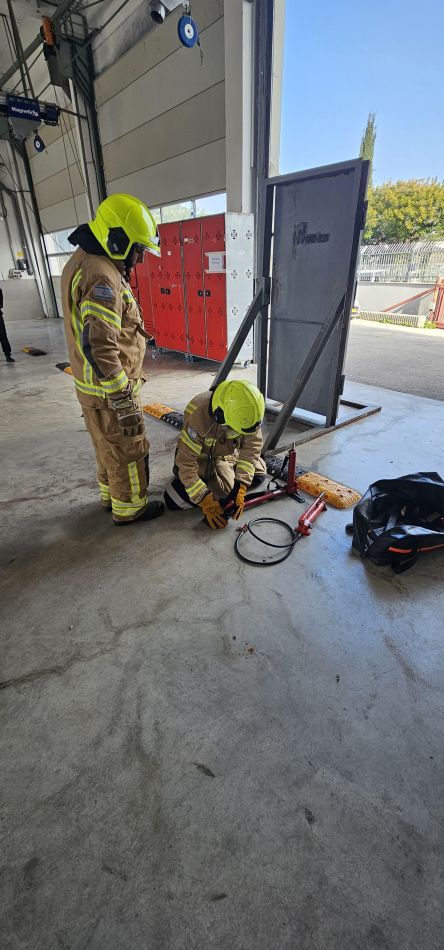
[352,472,444,573]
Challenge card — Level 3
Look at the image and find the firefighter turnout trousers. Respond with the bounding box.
[83,397,150,523]
[165,458,238,510]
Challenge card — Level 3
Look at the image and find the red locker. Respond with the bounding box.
[138,270,155,337]
[132,212,254,363]
[181,218,206,357]
[202,215,227,361]
[148,255,167,347]
[134,258,155,337]
[159,222,187,353]
[129,267,139,298]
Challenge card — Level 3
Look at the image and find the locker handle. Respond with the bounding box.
[160,288,171,295]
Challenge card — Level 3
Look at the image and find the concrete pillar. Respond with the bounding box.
[224,0,255,213]
[224,0,286,211]
[269,0,286,178]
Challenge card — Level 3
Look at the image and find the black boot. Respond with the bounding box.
[114,500,165,525]
[6,355,15,363]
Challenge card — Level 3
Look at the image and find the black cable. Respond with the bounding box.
[0,158,49,233]
[234,517,300,567]
[8,48,44,95]
[53,86,87,189]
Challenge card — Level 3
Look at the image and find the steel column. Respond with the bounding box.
[12,142,58,317]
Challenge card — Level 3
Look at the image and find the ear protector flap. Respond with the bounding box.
[210,393,225,424]
[107,226,131,257]
[213,405,225,424]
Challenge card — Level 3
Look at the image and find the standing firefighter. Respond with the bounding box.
[164,380,266,528]
[61,194,164,524]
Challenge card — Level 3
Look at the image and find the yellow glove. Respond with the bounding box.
[225,481,247,520]
[198,492,227,530]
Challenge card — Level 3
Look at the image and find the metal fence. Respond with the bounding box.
[358,241,444,283]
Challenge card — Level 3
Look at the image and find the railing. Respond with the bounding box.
[358,242,444,283]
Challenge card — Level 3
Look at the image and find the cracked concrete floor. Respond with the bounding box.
[1,318,444,950]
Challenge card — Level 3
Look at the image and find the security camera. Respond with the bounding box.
[149,0,185,24]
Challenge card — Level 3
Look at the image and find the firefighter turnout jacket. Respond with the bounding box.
[61,247,148,407]
[175,390,264,505]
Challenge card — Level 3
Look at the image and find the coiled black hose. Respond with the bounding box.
[234,517,300,566]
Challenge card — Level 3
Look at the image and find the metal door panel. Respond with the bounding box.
[267,161,366,420]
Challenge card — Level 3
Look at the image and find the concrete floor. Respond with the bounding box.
[1,318,444,950]
[346,319,444,401]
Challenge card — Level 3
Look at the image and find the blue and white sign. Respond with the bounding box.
[7,94,41,123]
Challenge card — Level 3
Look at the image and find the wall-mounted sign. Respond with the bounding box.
[7,95,40,122]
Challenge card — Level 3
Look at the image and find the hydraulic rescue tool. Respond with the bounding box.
[233,493,327,567]
[223,445,305,518]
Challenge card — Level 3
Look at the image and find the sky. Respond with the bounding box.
[280,0,444,185]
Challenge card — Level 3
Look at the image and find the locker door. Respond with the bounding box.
[133,257,155,337]
[202,214,227,361]
[129,268,137,292]
[129,265,140,301]
[160,222,187,353]
[181,218,206,357]
[148,255,167,347]
[138,269,155,337]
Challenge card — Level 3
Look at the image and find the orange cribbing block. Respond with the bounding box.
[297,472,361,509]
[143,403,176,419]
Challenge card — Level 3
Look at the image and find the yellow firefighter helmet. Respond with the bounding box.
[89,193,160,260]
[212,380,265,434]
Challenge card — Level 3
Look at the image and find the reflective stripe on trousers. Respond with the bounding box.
[82,403,150,522]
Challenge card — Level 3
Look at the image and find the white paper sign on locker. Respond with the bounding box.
[206,251,225,273]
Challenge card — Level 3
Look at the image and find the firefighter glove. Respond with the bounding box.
[198,492,227,530]
[108,388,144,437]
[225,480,247,520]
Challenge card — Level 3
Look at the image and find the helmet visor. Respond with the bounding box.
[135,232,160,255]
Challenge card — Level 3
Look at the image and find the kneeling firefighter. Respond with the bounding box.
[164,380,267,528]
[61,193,164,524]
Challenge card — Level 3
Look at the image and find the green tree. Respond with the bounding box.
[359,112,376,187]
[364,179,444,243]
[160,203,194,223]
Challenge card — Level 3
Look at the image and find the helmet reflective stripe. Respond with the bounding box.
[212,380,265,434]
[89,194,160,260]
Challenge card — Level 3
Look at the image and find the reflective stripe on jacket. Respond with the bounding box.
[60,247,147,408]
[175,390,263,504]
